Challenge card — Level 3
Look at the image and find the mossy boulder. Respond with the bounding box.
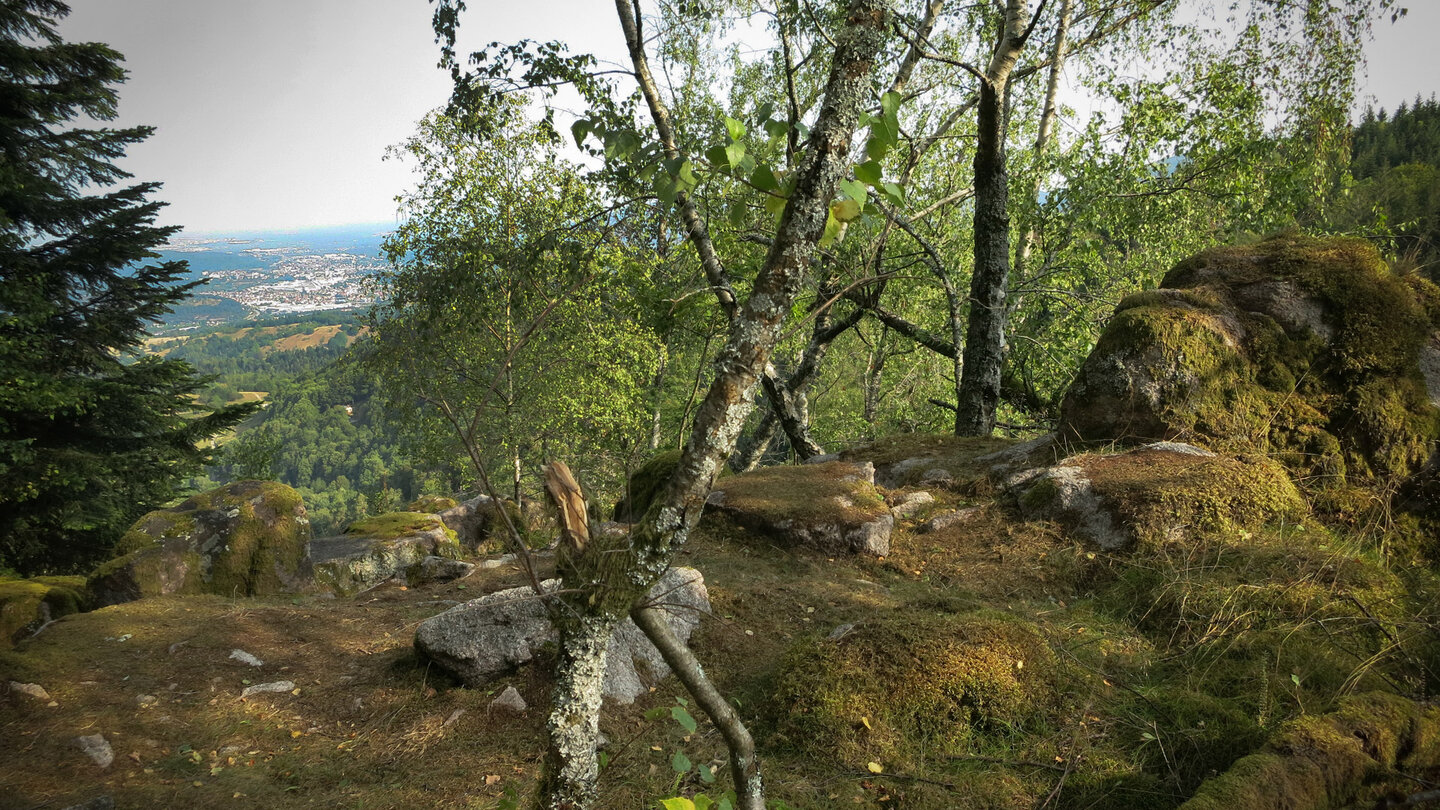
[1179,692,1440,809]
[702,460,893,555]
[87,480,312,607]
[770,610,1058,767]
[1061,234,1440,486]
[438,496,530,553]
[406,495,458,514]
[1011,443,1304,550]
[311,512,461,596]
[0,576,88,648]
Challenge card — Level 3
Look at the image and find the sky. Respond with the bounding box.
[57,1,1440,235]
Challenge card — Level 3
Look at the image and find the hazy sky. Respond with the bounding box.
[58,1,1438,234]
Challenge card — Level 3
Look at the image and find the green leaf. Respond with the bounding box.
[831,198,862,223]
[671,749,693,774]
[724,116,746,141]
[765,193,788,218]
[755,101,774,124]
[725,141,746,169]
[793,121,810,142]
[750,164,780,192]
[672,705,698,733]
[699,763,717,784]
[706,145,730,170]
[838,178,868,205]
[654,174,678,207]
[694,796,715,810]
[866,135,889,162]
[571,119,592,149]
[819,208,845,247]
[659,799,695,810]
[728,201,747,228]
[764,119,789,140]
[855,160,883,186]
[881,90,901,118]
[880,181,906,206]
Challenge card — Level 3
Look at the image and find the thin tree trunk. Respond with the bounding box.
[955,0,1037,437]
[537,616,616,810]
[632,605,763,810]
[649,348,667,451]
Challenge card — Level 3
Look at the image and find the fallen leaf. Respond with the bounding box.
[860,716,872,730]
[867,761,884,774]
[484,774,501,786]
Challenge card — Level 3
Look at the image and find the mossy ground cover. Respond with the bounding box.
[4,436,1439,809]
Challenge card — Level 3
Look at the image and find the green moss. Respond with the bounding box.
[1082,449,1305,548]
[0,576,91,646]
[345,512,445,540]
[1066,233,1440,506]
[769,610,1058,768]
[711,461,887,527]
[613,450,683,521]
[406,495,458,513]
[1179,692,1440,809]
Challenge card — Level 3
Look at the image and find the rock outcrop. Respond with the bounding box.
[1060,234,1440,486]
[312,512,462,596]
[0,576,87,648]
[414,567,709,705]
[87,480,311,607]
[702,460,892,555]
[1009,443,1305,550]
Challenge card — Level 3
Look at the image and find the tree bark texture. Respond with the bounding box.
[955,0,1033,437]
[537,616,616,810]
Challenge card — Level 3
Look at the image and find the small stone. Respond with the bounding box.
[74,734,114,768]
[490,686,527,713]
[9,681,51,702]
[135,694,158,708]
[240,680,295,699]
[229,649,263,667]
[827,623,855,641]
[922,507,984,533]
[443,709,466,727]
[889,490,935,519]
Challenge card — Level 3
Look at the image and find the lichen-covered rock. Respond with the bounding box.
[1060,234,1440,485]
[87,480,311,607]
[1011,443,1305,550]
[771,610,1058,767]
[414,567,709,705]
[311,512,461,596]
[1179,692,1440,810]
[0,576,88,648]
[403,555,474,586]
[702,461,892,556]
[406,495,459,514]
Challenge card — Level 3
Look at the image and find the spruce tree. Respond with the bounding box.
[0,0,255,575]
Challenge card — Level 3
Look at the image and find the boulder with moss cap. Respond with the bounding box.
[87,480,311,607]
[311,512,462,596]
[1011,442,1305,550]
[701,460,893,556]
[0,575,89,648]
[1060,233,1440,487]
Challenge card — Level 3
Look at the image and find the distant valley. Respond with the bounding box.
[155,222,390,331]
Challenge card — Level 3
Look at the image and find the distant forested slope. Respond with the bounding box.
[1346,96,1440,274]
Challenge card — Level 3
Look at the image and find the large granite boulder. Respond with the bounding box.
[1009,442,1305,550]
[437,495,533,553]
[414,566,708,705]
[0,576,88,649]
[312,512,462,596]
[87,480,311,607]
[1060,234,1440,485]
[701,461,892,556]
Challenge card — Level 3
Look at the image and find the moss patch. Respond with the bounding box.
[709,461,886,527]
[0,577,88,648]
[405,495,458,513]
[770,609,1059,768]
[613,450,682,521]
[345,512,449,541]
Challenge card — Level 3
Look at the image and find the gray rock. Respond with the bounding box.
[240,680,295,698]
[74,734,113,768]
[490,685,527,713]
[889,490,934,519]
[1421,334,1440,409]
[922,507,984,533]
[438,495,495,549]
[976,434,1061,480]
[404,555,475,586]
[704,462,892,556]
[229,649,263,667]
[9,681,51,702]
[803,453,840,464]
[919,468,954,485]
[876,457,929,489]
[1014,463,1128,550]
[415,567,710,705]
